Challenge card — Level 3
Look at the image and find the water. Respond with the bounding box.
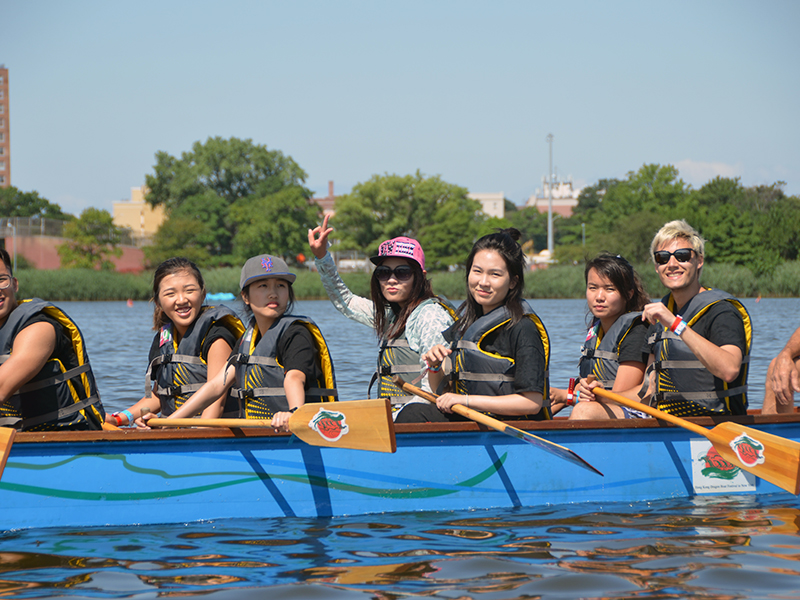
[4,297,800,598]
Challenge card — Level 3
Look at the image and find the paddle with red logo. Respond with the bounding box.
[587,378,800,495]
[150,398,397,453]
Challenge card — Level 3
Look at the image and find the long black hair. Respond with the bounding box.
[457,228,526,336]
[585,253,649,324]
[370,259,434,340]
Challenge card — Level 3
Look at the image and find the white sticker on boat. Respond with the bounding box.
[690,439,756,494]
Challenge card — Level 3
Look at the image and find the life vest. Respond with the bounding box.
[647,289,751,416]
[451,301,552,420]
[145,305,245,417]
[369,296,457,407]
[579,311,643,387]
[230,315,337,419]
[0,298,105,431]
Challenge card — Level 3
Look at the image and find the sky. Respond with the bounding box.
[1,0,799,216]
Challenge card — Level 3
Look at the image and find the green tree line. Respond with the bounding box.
[3,138,800,281]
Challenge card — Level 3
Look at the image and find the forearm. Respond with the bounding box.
[170,366,233,419]
[315,253,375,327]
[681,327,742,382]
[283,369,307,410]
[778,328,800,361]
[466,391,543,416]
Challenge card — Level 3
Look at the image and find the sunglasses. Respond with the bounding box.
[375,265,414,282]
[654,248,695,265]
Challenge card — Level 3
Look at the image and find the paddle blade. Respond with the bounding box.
[0,427,15,480]
[709,422,800,495]
[290,399,397,453]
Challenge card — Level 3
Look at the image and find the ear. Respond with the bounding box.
[240,290,250,307]
[509,276,518,290]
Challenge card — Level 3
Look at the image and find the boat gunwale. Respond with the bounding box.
[11,410,800,444]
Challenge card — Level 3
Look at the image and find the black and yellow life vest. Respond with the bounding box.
[146,305,245,417]
[230,315,337,419]
[370,296,457,407]
[451,301,552,420]
[648,289,751,416]
[579,312,643,387]
[0,298,104,431]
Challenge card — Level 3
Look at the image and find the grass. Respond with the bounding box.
[13,260,800,301]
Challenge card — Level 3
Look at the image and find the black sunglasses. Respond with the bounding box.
[654,248,694,265]
[375,265,414,282]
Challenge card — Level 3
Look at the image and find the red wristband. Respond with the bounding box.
[670,316,683,332]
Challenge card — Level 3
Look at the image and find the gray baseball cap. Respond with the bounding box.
[239,254,296,289]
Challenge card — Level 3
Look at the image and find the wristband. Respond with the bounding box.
[111,412,123,426]
[289,407,298,413]
[669,316,683,332]
[121,409,135,425]
[673,319,687,336]
[427,361,441,373]
[566,378,577,406]
[465,394,470,408]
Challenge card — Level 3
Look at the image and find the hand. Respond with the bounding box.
[577,377,604,403]
[134,413,152,429]
[308,214,334,260]
[422,344,451,372]
[435,392,465,414]
[641,301,676,328]
[271,410,292,432]
[770,352,800,406]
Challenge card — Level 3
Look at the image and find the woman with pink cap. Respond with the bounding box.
[309,215,455,412]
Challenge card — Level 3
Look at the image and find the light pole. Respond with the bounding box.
[4,221,15,273]
[546,133,554,256]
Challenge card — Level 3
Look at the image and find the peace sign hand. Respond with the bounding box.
[308,213,334,260]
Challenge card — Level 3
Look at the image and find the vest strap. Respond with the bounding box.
[16,394,102,430]
[458,371,515,383]
[17,364,90,394]
[656,385,748,402]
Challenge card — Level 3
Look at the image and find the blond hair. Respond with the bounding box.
[650,220,705,263]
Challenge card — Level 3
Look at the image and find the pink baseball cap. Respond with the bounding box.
[370,237,426,271]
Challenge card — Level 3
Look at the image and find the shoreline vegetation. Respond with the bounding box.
[15,260,800,302]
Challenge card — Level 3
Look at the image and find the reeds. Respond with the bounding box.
[13,261,800,301]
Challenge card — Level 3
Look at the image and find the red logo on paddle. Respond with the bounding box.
[729,433,765,467]
[309,408,349,442]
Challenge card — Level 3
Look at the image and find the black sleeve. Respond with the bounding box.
[148,332,161,364]
[277,323,322,389]
[507,318,546,395]
[617,319,649,364]
[694,302,747,355]
[200,322,237,361]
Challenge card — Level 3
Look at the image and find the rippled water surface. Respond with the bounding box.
[4,297,799,598]
[1,495,799,599]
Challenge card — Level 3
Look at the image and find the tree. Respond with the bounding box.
[332,172,486,269]
[57,208,126,270]
[144,137,315,266]
[0,186,70,219]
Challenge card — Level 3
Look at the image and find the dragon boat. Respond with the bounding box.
[1,408,799,531]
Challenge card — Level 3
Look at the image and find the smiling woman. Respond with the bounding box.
[109,257,245,427]
[396,228,552,424]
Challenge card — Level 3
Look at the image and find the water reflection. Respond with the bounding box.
[1,496,799,598]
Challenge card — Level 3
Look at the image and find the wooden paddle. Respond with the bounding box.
[0,427,15,480]
[149,399,397,453]
[586,376,800,494]
[393,375,602,476]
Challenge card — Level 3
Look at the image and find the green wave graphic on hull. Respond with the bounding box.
[0,452,508,501]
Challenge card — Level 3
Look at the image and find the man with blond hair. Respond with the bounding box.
[582,220,751,416]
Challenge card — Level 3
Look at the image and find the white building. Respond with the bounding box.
[468,192,505,219]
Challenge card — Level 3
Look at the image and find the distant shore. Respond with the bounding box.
[14,260,800,302]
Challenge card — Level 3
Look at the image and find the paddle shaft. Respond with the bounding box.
[393,376,602,475]
[150,418,273,428]
[0,427,15,481]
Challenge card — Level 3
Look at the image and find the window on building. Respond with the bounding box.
[0,161,5,170]
[0,133,4,141]
[0,176,5,185]
[0,91,4,99]
[0,75,3,84]
[0,147,4,155]
[0,118,4,127]
[0,105,4,113]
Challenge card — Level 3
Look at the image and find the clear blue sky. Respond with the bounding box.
[1,0,798,215]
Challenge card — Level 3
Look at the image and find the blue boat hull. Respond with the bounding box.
[2,415,798,530]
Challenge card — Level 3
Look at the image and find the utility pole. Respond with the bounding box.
[546,133,554,255]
